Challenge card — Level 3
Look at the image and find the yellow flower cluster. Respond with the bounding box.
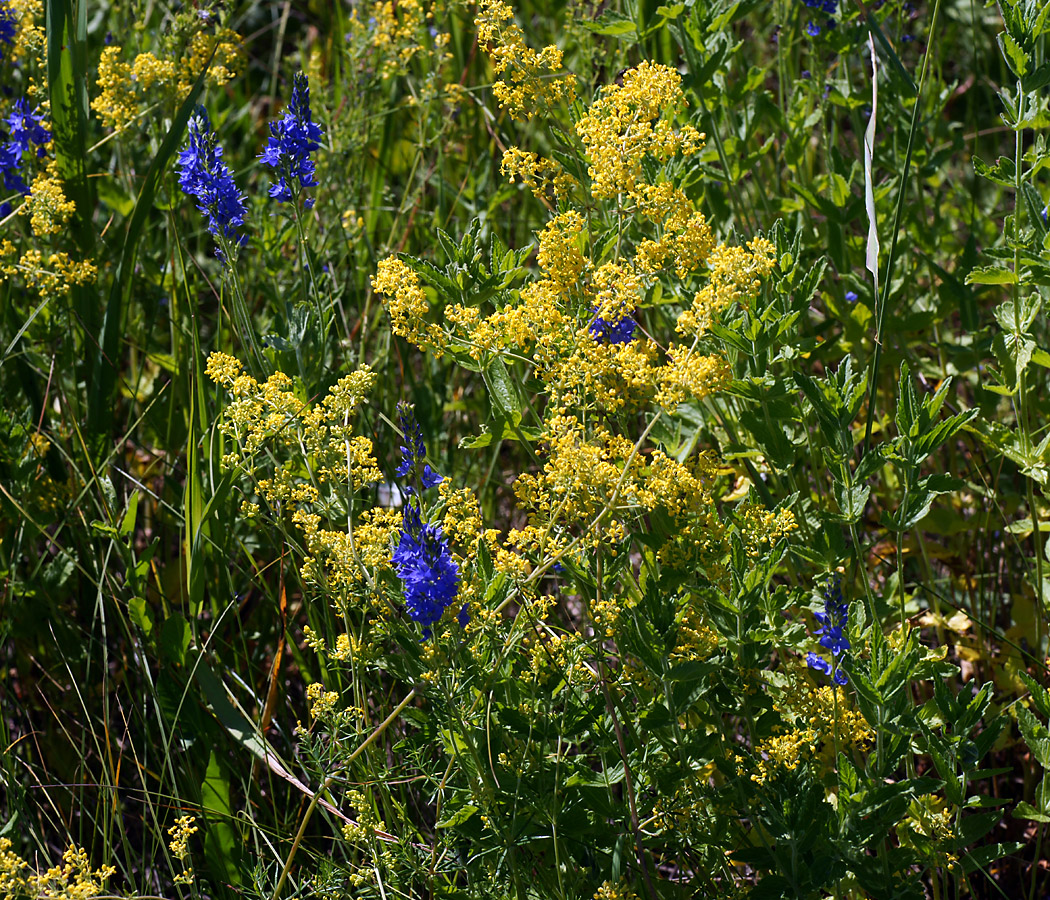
[206,352,379,485]
[168,814,197,860]
[371,257,447,355]
[750,727,816,783]
[593,880,641,900]
[670,604,721,664]
[371,59,784,598]
[303,625,374,666]
[511,414,638,549]
[440,481,499,562]
[92,31,244,131]
[341,789,388,844]
[168,815,198,886]
[298,506,402,601]
[306,681,342,719]
[505,416,726,575]
[896,794,961,870]
[632,182,715,279]
[653,343,733,409]
[677,238,778,337]
[346,0,453,81]
[208,354,393,609]
[521,628,595,686]
[25,163,76,237]
[1,243,97,299]
[176,28,244,96]
[737,504,799,558]
[6,0,44,63]
[772,673,872,774]
[575,61,703,199]
[501,147,577,201]
[475,0,575,120]
[92,47,141,130]
[0,839,116,900]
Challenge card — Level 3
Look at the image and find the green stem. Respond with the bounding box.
[862,0,945,455]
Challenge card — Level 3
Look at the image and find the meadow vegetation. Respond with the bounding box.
[1,0,1049,897]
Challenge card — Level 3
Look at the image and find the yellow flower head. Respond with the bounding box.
[576,61,703,199]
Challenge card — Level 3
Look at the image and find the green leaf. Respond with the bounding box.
[579,10,636,35]
[483,357,522,421]
[992,331,1035,391]
[159,613,191,666]
[965,264,1018,285]
[436,804,479,829]
[119,492,139,538]
[1023,61,1050,92]
[998,30,1029,77]
[833,481,870,524]
[894,361,917,438]
[973,155,1017,187]
[129,596,153,637]
[202,750,242,885]
[1023,183,1049,242]
[1013,801,1050,823]
[960,842,1024,875]
[1021,673,1050,720]
[45,0,92,252]
[1017,705,1050,768]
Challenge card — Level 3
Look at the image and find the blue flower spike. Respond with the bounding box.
[806,576,850,686]
[395,401,443,491]
[260,71,323,207]
[390,402,458,634]
[393,493,460,632]
[176,108,248,257]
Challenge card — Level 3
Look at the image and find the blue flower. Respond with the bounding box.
[395,401,443,490]
[6,98,50,156]
[589,308,636,344]
[806,577,850,684]
[393,505,460,629]
[0,98,49,196]
[177,108,248,252]
[806,652,831,675]
[0,141,25,193]
[805,21,821,36]
[260,71,323,205]
[845,290,858,303]
[0,1,15,49]
[815,579,849,653]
